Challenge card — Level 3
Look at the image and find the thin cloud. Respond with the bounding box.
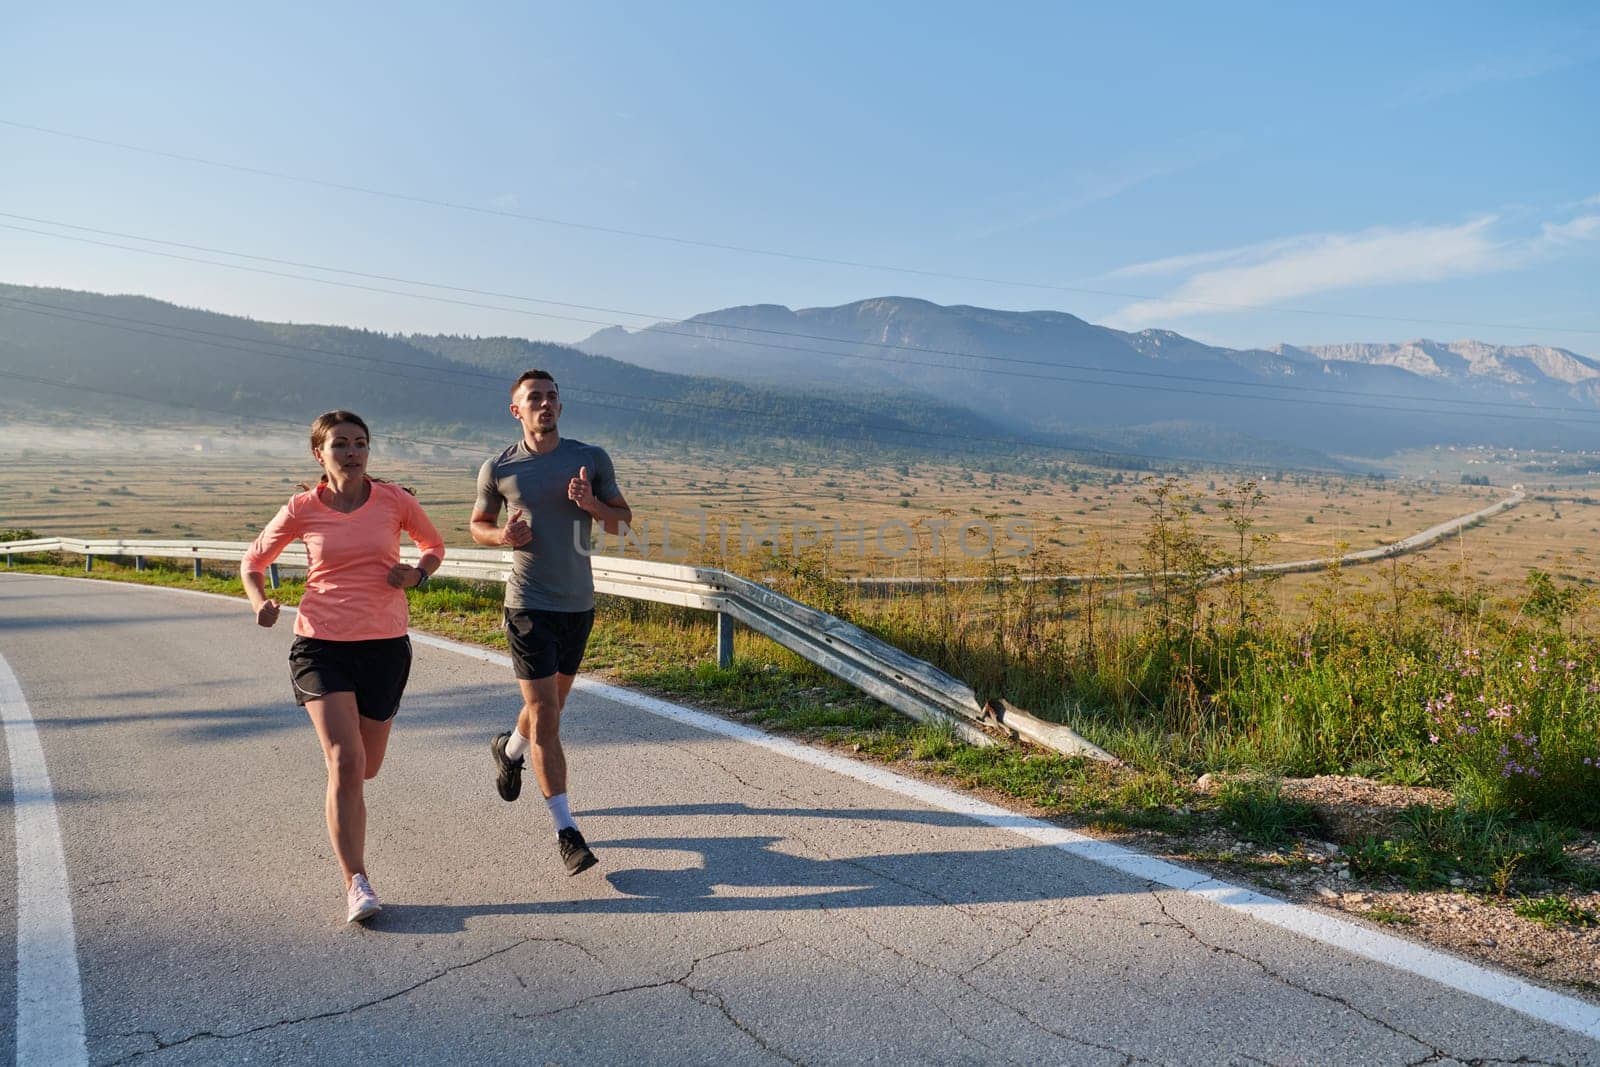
[1110,208,1600,329]
[967,142,1223,242]
[1398,41,1599,106]
[1105,235,1312,279]
[1538,214,1600,247]
[1111,218,1503,328]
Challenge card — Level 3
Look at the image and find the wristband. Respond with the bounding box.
[413,568,430,589]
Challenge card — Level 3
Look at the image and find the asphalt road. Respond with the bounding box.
[3,572,1599,1066]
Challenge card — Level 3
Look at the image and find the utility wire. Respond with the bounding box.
[0,295,1363,476]
[0,368,490,456]
[6,222,1598,427]
[0,366,1440,525]
[0,365,1166,518]
[2,117,1595,336]
[3,210,1591,415]
[5,292,1540,474]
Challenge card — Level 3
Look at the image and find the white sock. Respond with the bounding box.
[546,792,577,833]
[504,729,530,761]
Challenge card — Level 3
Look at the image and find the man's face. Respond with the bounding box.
[511,379,561,435]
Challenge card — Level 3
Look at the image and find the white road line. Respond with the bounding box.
[1,649,88,1067]
[7,572,1600,1043]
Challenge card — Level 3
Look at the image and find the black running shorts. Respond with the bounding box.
[287,635,413,722]
[505,608,595,680]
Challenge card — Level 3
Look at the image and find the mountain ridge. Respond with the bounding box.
[578,297,1600,454]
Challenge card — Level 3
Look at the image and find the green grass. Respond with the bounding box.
[2,554,277,601]
[1348,806,1598,894]
[12,545,1600,900]
[1365,908,1416,926]
[1512,895,1600,928]
[1214,777,1326,847]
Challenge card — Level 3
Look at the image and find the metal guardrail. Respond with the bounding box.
[1,536,1115,761]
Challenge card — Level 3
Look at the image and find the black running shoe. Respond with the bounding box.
[558,827,598,876]
[490,731,524,802]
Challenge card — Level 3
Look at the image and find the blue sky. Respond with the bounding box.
[2,2,1596,356]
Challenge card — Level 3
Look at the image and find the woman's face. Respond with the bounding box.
[313,421,369,480]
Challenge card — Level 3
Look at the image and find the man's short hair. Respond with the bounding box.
[512,369,557,399]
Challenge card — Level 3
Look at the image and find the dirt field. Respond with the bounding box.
[1,437,1561,582]
[1,442,1516,573]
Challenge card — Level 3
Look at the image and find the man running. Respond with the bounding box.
[473,369,631,875]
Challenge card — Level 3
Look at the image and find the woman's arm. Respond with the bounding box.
[388,491,447,589]
[240,502,297,626]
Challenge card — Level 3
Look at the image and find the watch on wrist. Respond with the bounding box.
[413,568,430,589]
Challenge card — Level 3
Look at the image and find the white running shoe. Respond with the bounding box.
[346,873,381,923]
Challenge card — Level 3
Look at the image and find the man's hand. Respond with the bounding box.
[502,508,532,547]
[568,466,595,511]
[255,599,281,628]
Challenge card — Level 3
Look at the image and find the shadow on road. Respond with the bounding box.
[585,801,1049,831]
[377,829,1123,934]
[0,612,200,632]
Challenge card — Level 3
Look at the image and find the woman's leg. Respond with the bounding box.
[358,713,395,779]
[304,693,368,886]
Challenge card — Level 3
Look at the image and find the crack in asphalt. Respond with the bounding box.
[96,935,561,1064]
[515,938,800,1064]
[78,873,159,892]
[819,904,1157,1066]
[606,720,803,805]
[1150,890,1458,1063]
[958,907,1064,978]
[831,846,1101,946]
[798,930,1017,1065]
[658,739,779,798]
[1404,1057,1565,1067]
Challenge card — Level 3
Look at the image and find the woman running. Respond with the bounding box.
[241,410,445,923]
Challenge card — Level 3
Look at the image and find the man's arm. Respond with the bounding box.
[469,499,503,546]
[471,503,531,548]
[590,493,631,536]
[567,464,631,535]
[470,457,530,547]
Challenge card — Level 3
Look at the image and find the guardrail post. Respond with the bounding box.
[717,610,734,669]
[135,556,146,572]
[268,563,280,590]
[193,558,202,579]
[84,554,93,573]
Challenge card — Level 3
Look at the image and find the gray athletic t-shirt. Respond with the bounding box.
[475,437,621,611]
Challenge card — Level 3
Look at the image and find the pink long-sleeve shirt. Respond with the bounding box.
[242,479,446,641]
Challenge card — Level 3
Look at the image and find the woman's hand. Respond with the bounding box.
[255,599,281,628]
[388,563,424,588]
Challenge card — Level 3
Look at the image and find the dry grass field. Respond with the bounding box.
[0,438,1520,578]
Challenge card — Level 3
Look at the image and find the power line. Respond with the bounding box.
[0,366,1168,518]
[8,288,1559,473]
[4,210,1593,416]
[0,367,1444,526]
[0,368,492,456]
[2,117,1596,337]
[0,295,1360,475]
[7,222,1599,428]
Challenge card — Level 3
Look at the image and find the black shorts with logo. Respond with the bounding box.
[505,608,596,680]
[288,635,413,722]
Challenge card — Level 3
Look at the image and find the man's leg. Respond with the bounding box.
[517,672,597,873]
[516,675,566,799]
